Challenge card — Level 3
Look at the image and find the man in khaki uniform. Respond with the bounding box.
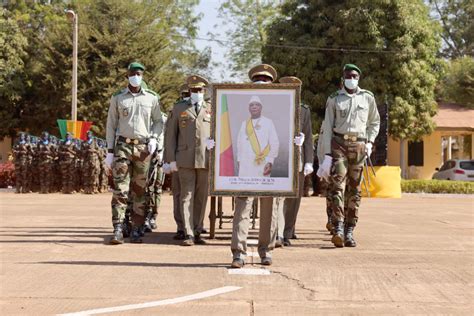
[319,63,380,247]
[276,76,314,246]
[231,64,304,268]
[163,84,190,240]
[166,75,212,246]
[105,62,163,244]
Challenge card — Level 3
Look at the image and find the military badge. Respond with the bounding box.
[180,111,188,118]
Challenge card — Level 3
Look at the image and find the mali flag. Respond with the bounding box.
[57,120,93,140]
[220,94,235,176]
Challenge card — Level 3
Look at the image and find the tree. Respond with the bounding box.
[0,7,28,139]
[263,0,441,142]
[429,0,474,58]
[217,0,282,79]
[438,56,474,108]
[1,0,208,138]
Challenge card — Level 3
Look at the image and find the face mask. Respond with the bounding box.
[344,78,358,90]
[128,75,142,88]
[183,97,190,101]
[253,81,270,84]
[191,92,204,104]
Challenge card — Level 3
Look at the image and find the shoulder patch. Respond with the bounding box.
[329,91,338,98]
[361,89,374,97]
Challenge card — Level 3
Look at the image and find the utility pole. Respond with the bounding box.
[65,10,78,122]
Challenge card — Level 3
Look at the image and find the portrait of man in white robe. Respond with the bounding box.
[237,96,279,177]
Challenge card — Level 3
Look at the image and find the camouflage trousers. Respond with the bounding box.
[329,137,366,226]
[146,164,164,219]
[60,159,76,193]
[111,142,150,226]
[14,159,29,193]
[38,160,53,193]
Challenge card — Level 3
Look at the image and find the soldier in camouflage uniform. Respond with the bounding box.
[106,62,163,244]
[73,139,83,193]
[50,136,61,193]
[12,132,30,193]
[319,64,380,247]
[82,131,101,194]
[37,132,55,194]
[28,136,40,192]
[97,139,109,193]
[58,132,77,194]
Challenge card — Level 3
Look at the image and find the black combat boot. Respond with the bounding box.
[331,221,344,248]
[110,223,124,245]
[130,226,143,243]
[344,224,357,247]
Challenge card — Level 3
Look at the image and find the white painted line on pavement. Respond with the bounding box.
[228,268,271,275]
[247,239,258,245]
[57,286,242,316]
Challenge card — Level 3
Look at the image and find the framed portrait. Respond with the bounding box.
[209,83,300,197]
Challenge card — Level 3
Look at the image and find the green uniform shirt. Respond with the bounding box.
[106,87,163,150]
[322,87,380,155]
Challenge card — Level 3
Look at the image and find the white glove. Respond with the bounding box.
[105,153,114,168]
[365,142,373,157]
[294,132,305,147]
[319,155,332,180]
[303,162,314,176]
[162,163,171,174]
[206,138,215,150]
[316,164,324,178]
[170,161,178,172]
[148,138,157,155]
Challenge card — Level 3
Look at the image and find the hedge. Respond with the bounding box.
[401,179,474,194]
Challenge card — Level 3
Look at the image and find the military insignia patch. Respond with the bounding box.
[180,120,187,128]
[180,111,188,118]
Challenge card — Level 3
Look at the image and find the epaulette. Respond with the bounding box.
[112,88,126,97]
[145,89,159,97]
[329,91,339,99]
[360,89,374,97]
[301,103,309,109]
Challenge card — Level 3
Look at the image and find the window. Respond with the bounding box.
[408,141,424,166]
[460,161,474,170]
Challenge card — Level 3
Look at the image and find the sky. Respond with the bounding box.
[195,0,233,82]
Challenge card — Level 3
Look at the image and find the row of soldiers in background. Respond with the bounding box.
[11,131,109,194]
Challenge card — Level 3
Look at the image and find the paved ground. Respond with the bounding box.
[1,192,473,315]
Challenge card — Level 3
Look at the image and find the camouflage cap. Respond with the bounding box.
[128,62,145,72]
[343,63,361,75]
[186,75,209,88]
[248,64,277,82]
[279,76,302,84]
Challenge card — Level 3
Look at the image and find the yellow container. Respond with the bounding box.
[361,166,401,198]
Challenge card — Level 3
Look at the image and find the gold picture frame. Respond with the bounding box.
[209,83,301,197]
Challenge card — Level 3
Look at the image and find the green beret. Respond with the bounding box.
[343,63,361,75]
[128,62,145,71]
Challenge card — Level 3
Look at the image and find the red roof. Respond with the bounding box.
[434,103,474,130]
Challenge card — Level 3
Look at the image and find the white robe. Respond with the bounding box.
[237,116,279,177]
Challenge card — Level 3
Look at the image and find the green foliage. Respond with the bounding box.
[0,7,28,139]
[401,179,474,194]
[0,0,208,138]
[438,56,474,108]
[429,0,474,59]
[217,0,281,79]
[263,0,441,141]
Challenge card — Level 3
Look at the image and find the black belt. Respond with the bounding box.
[333,132,366,142]
[118,136,148,145]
